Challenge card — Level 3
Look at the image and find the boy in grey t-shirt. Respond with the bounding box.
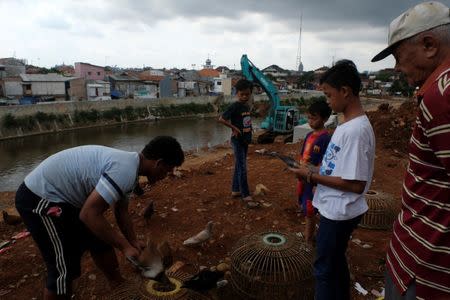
[15,136,184,299]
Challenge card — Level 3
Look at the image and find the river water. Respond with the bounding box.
[0,118,231,192]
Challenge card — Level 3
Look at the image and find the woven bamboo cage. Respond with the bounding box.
[229,231,314,300]
[108,268,210,300]
[360,190,397,230]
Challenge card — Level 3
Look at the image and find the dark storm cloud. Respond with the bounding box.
[77,0,444,33]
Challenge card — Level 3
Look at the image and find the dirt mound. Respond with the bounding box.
[367,100,417,154]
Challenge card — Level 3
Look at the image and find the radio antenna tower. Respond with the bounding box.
[295,12,303,72]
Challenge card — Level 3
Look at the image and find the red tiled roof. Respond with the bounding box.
[138,74,164,82]
[198,68,220,78]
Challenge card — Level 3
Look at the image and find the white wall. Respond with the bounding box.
[32,82,65,96]
[5,81,22,96]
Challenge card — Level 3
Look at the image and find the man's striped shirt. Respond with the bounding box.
[386,61,450,299]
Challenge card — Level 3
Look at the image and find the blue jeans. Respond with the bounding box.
[314,214,363,300]
[231,139,250,198]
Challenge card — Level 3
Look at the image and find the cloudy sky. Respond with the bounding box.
[1,0,448,72]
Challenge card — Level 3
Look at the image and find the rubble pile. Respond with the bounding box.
[367,100,417,154]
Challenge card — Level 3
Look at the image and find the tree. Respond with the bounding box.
[297,71,315,89]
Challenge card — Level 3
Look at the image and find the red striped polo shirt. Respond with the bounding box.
[386,60,450,300]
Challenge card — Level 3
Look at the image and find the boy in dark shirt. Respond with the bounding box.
[297,100,332,245]
[219,79,258,208]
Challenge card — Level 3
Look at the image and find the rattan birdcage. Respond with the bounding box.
[229,231,314,300]
[108,268,210,300]
[359,190,397,230]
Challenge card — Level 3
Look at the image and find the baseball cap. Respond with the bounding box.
[371,1,450,62]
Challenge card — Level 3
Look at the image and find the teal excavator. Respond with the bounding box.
[240,54,300,142]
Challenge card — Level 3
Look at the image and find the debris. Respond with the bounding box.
[173,170,183,178]
[255,149,267,155]
[142,200,154,221]
[216,279,228,288]
[216,263,230,272]
[0,289,11,297]
[12,231,30,240]
[182,269,225,292]
[262,202,272,207]
[171,207,179,212]
[0,247,12,255]
[2,210,22,225]
[354,282,368,295]
[196,208,208,212]
[371,288,385,297]
[352,238,373,249]
[0,240,11,250]
[88,274,96,281]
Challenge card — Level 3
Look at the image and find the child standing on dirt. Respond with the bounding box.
[219,79,258,208]
[290,60,375,300]
[297,100,332,245]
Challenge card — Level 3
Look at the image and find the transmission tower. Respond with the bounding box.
[295,12,303,72]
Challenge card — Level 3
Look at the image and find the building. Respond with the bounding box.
[74,62,106,81]
[198,68,220,80]
[262,65,289,78]
[67,78,87,101]
[85,80,111,101]
[0,76,22,98]
[0,57,26,76]
[108,73,145,99]
[212,73,232,95]
[20,73,73,100]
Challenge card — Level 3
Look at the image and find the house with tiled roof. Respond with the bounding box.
[262,65,289,78]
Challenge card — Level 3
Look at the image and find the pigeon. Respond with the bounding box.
[138,240,164,278]
[183,221,213,246]
[2,210,22,226]
[182,269,225,291]
[142,200,155,221]
[138,239,174,290]
[254,184,270,196]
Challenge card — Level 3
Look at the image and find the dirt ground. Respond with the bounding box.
[0,100,416,299]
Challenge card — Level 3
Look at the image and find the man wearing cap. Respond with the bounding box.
[372,1,450,299]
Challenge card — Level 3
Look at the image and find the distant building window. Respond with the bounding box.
[88,72,92,75]
[217,82,222,85]
[97,72,100,76]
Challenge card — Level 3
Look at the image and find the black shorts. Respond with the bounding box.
[15,183,113,295]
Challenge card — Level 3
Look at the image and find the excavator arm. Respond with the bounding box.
[240,54,299,133]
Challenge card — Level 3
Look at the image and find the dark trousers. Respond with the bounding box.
[231,139,250,197]
[314,214,363,300]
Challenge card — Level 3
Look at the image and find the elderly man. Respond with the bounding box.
[15,136,184,300]
[372,2,450,299]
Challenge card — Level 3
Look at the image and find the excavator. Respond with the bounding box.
[240,54,300,143]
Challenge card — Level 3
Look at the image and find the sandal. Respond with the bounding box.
[231,192,241,198]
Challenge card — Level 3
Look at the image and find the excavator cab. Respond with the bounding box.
[241,54,300,137]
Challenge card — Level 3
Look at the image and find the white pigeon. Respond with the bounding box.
[183,221,213,246]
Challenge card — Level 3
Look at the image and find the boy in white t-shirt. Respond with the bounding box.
[290,60,375,300]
